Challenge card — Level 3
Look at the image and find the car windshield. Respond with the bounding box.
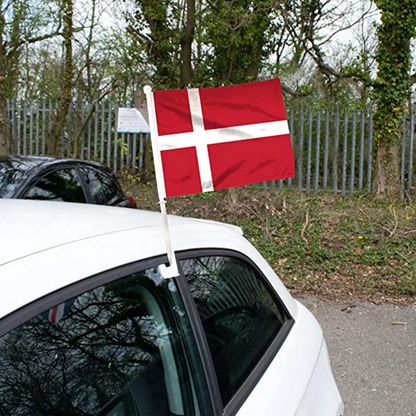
[0,161,26,198]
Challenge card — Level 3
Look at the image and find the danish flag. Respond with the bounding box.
[42,299,75,324]
[148,78,295,198]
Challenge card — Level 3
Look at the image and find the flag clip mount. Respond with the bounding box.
[158,263,179,280]
[144,85,179,279]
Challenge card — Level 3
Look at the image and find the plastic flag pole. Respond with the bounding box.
[143,85,179,278]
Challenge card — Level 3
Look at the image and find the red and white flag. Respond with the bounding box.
[146,78,295,198]
[41,299,74,324]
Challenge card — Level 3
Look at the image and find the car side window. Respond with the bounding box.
[80,167,120,205]
[24,168,86,203]
[180,255,286,406]
[0,267,213,416]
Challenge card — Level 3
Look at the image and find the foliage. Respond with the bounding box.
[282,64,369,110]
[99,30,150,102]
[125,0,182,89]
[20,47,62,100]
[199,0,275,86]
[271,0,376,105]
[125,0,279,89]
[121,180,416,302]
[275,0,416,195]
[3,0,411,108]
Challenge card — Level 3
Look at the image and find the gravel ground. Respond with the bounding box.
[297,296,416,416]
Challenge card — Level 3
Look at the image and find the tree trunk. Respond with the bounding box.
[180,0,195,87]
[373,140,401,198]
[85,0,97,102]
[48,0,74,156]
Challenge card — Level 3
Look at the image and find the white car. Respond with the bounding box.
[0,200,343,416]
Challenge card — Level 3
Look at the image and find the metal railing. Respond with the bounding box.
[6,100,416,195]
[6,99,147,174]
[265,107,415,195]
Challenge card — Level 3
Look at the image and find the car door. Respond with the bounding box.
[78,165,127,206]
[177,250,294,416]
[178,248,343,416]
[0,259,216,416]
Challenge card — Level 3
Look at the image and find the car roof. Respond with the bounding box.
[0,155,55,169]
[0,155,110,173]
[0,199,242,266]
[0,200,295,322]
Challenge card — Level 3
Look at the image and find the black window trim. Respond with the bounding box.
[74,165,96,203]
[175,248,295,416]
[0,254,220,416]
[176,263,224,416]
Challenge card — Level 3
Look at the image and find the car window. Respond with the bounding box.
[0,267,213,416]
[180,255,286,406]
[80,167,120,205]
[24,168,86,203]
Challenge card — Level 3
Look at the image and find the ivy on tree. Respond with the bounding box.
[372,0,416,197]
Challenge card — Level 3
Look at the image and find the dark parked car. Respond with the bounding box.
[0,156,136,208]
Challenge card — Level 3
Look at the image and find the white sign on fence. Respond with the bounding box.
[117,108,150,133]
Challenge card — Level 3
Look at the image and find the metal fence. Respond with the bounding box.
[6,99,148,174]
[277,107,415,195]
[6,100,416,195]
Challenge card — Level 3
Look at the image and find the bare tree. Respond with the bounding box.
[0,0,62,156]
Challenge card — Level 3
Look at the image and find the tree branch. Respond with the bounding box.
[317,5,376,47]
[1,0,13,14]
[281,82,309,97]
[411,73,416,86]
[126,25,153,48]
[308,41,352,79]
[72,80,119,156]
[278,1,370,83]
[21,31,62,45]
[19,26,83,48]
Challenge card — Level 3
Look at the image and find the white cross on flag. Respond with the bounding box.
[147,78,295,198]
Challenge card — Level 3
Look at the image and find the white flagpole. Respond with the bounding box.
[143,85,179,278]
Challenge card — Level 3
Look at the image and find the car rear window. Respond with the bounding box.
[24,168,86,203]
[0,163,25,198]
[0,267,214,416]
[180,255,287,406]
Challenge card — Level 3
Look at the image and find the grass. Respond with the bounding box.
[121,176,416,303]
